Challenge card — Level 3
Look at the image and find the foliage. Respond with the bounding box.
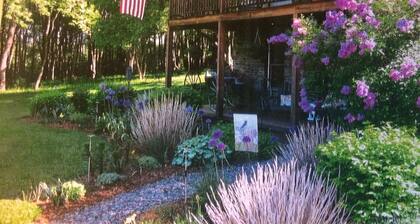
[210,122,278,162]
[50,180,66,206]
[137,156,161,171]
[194,161,349,224]
[279,120,342,166]
[131,94,198,164]
[68,112,92,127]
[316,125,420,223]
[172,135,232,168]
[30,91,72,120]
[269,0,419,128]
[0,200,41,224]
[70,89,90,113]
[151,85,208,108]
[62,180,86,201]
[96,172,125,186]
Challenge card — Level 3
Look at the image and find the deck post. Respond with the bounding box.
[290,13,300,125]
[165,26,174,88]
[216,20,226,119]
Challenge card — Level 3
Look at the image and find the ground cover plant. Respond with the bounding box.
[0,199,41,224]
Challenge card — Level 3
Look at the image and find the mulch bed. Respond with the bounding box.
[35,166,184,223]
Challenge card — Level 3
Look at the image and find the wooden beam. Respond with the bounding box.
[216,20,226,119]
[165,26,174,88]
[169,1,336,27]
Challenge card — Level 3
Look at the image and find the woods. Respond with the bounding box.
[0,0,216,90]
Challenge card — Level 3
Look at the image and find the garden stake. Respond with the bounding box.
[87,134,95,183]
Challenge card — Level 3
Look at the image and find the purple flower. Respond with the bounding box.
[344,113,356,124]
[292,18,302,29]
[336,0,358,11]
[356,113,365,121]
[209,139,218,148]
[105,88,116,96]
[409,0,418,7]
[321,56,330,66]
[270,135,280,144]
[340,85,352,95]
[212,129,224,139]
[338,40,357,59]
[267,33,289,44]
[324,10,346,32]
[400,57,418,79]
[299,98,314,113]
[122,99,131,108]
[119,86,128,92]
[185,105,194,113]
[363,92,377,110]
[396,19,415,33]
[302,41,319,54]
[198,109,204,116]
[300,88,307,98]
[136,101,144,110]
[217,143,226,151]
[365,16,380,28]
[99,82,107,91]
[359,38,376,55]
[205,118,212,124]
[356,80,369,98]
[417,97,420,109]
[242,135,252,143]
[389,69,402,82]
[356,3,374,18]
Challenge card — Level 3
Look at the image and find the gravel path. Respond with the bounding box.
[52,162,264,224]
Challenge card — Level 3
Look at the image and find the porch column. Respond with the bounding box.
[216,20,226,119]
[290,13,301,125]
[165,26,174,88]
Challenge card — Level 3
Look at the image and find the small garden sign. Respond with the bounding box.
[233,114,258,153]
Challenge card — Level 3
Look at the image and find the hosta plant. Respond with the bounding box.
[137,156,161,171]
[194,161,349,224]
[96,173,125,186]
[316,124,420,223]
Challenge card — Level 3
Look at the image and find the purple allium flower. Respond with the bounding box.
[356,113,365,121]
[122,99,131,108]
[136,101,144,110]
[396,19,415,33]
[198,109,204,116]
[417,96,420,109]
[300,88,307,98]
[321,56,330,66]
[324,10,347,32]
[105,88,116,96]
[105,95,112,101]
[359,38,376,55]
[344,113,356,124]
[356,80,369,98]
[267,33,289,44]
[217,143,226,151]
[270,135,280,144]
[209,139,218,148]
[336,0,358,11]
[409,0,418,7]
[363,92,377,110]
[400,57,418,79]
[205,118,212,124]
[212,129,224,139]
[99,82,107,91]
[389,69,402,82]
[338,40,357,59]
[340,85,352,95]
[185,105,193,113]
[242,135,252,143]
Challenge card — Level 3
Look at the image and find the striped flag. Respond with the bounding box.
[120,0,146,19]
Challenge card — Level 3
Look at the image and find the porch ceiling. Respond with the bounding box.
[169,1,336,27]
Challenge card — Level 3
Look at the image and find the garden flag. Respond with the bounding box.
[120,0,146,19]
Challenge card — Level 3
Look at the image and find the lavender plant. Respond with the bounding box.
[131,94,198,164]
[194,161,349,224]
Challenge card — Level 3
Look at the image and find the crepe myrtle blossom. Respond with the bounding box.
[344,113,356,124]
[324,10,347,32]
[340,85,352,95]
[267,33,289,44]
[417,97,420,109]
[338,40,357,59]
[363,92,377,110]
[321,56,330,66]
[356,80,370,98]
[396,19,415,33]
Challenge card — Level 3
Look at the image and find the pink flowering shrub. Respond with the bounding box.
[195,161,349,224]
[269,0,419,127]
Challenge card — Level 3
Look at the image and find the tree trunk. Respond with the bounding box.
[0,23,17,91]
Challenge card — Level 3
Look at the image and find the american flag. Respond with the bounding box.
[120,0,146,19]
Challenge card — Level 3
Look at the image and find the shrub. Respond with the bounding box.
[96,172,125,186]
[131,94,198,164]
[151,86,208,108]
[194,161,348,224]
[137,156,161,171]
[30,91,72,120]
[0,200,41,224]
[70,89,90,113]
[68,112,92,127]
[316,125,420,223]
[172,135,232,168]
[62,181,86,202]
[279,120,342,167]
[50,180,66,206]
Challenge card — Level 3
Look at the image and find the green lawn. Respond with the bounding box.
[0,74,196,199]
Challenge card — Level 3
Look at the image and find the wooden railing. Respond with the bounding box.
[170,0,294,20]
